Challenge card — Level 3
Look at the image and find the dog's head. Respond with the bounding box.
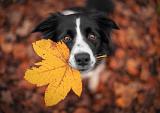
[33,10,119,72]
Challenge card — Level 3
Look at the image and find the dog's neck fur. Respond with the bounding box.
[82,61,106,92]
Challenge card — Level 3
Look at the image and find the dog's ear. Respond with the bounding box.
[89,12,119,30]
[98,17,119,30]
[32,13,62,40]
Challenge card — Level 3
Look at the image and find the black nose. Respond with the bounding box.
[75,53,90,66]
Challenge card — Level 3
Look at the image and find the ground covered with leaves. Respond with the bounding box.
[0,0,160,113]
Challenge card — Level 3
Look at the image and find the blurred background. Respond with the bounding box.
[0,0,160,113]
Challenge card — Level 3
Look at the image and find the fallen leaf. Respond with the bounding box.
[74,107,91,113]
[24,39,82,106]
[13,43,27,60]
[114,82,142,108]
[126,59,139,76]
[1,90,13,104]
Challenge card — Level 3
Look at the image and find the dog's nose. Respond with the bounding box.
[75,53,90,66]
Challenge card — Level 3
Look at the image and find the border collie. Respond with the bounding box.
[33,0,119,92]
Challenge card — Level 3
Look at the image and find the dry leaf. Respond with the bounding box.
[24,39,82,106]
[114,82,141,108]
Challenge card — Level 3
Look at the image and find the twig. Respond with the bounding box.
[96,55,107,59]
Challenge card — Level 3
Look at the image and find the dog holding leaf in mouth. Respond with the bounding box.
[32,0,119,92]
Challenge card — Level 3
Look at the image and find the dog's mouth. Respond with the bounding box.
[69,63,94,73]
[79,68,88,72]
[68,57,96,73]
[76,65,94,72]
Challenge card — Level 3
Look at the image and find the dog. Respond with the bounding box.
[32,0,119,92]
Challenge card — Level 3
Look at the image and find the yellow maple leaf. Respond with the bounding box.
[24,39,82,106]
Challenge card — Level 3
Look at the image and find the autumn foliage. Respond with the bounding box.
[24,39,82,106]
[0,0,160,113]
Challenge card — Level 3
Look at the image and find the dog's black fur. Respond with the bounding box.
[33,10,119,55]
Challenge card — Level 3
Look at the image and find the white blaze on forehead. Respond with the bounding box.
[69,17,96,69]
[61,10,77,15]
[74,18,93,54]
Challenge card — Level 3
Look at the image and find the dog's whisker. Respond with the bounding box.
[96,55,107,59]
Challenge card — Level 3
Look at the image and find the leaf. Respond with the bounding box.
[24,39,82,106]
[114,82,141,108]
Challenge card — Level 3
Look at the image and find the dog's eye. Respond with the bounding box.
[63,35,72,42]
[88,34,96,41]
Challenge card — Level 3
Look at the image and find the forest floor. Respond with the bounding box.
[0,0,160,113]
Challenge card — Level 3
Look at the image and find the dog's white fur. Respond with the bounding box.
[83,61,105,92]
[63,11,104,92]
[69,18,96,70]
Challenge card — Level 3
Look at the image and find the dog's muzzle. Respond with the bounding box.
[74,52,91,71]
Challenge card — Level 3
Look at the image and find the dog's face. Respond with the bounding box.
[33,10,119,72]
